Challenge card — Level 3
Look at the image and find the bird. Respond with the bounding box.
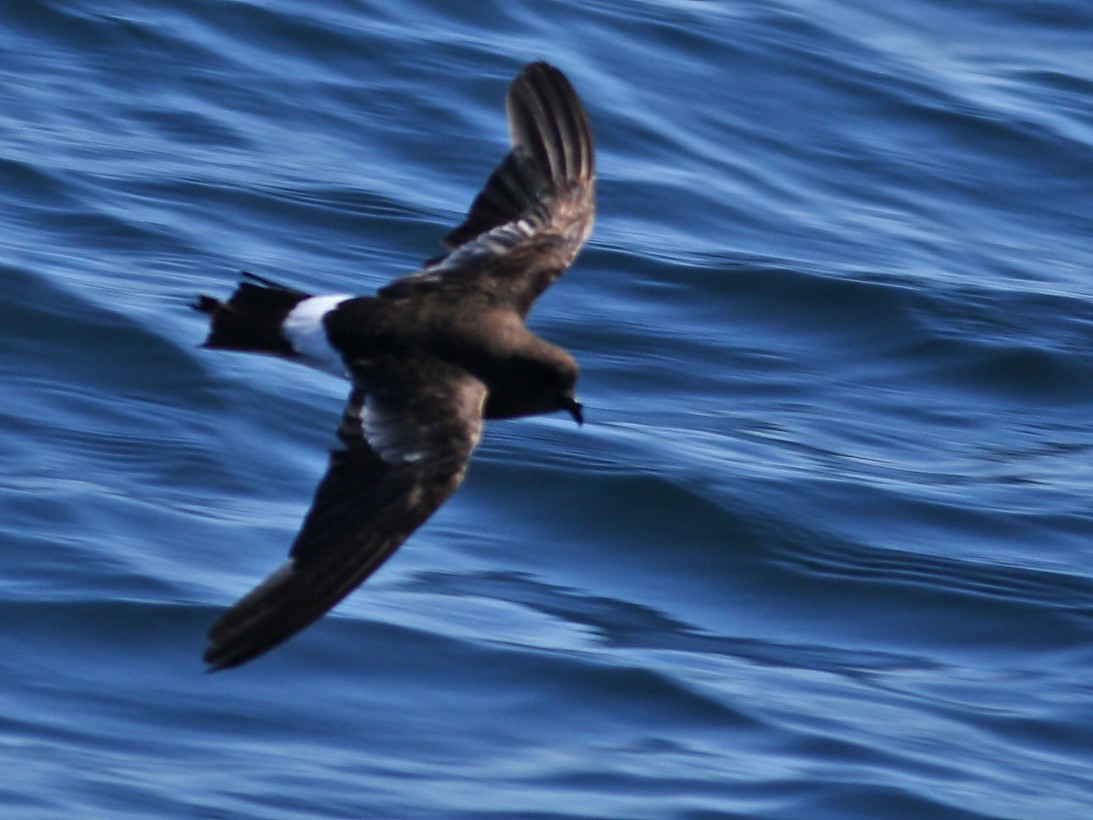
[193,62,595,670]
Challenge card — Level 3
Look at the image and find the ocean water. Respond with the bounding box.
[2,0,1092,816]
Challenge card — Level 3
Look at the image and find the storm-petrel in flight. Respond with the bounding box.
[194,62,594,670]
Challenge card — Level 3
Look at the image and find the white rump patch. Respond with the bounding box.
[282,295,351,376]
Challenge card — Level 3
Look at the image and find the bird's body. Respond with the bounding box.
[194,62,594,670]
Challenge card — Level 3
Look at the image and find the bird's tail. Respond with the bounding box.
[194,272,311,355]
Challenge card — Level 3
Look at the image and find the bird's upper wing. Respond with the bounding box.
[204,352,487,670]
[378,61,595,317]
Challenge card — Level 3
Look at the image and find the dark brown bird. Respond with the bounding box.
[194,62,595,670]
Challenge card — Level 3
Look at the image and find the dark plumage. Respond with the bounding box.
[194,62,595,670]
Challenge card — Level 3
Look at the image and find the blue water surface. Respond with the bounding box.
[2,0,1092,817]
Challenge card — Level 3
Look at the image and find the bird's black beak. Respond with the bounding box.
[563,396,584,426]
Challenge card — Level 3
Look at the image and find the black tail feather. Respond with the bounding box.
[194,273,311,355]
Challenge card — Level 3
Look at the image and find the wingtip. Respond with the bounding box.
[506,60,595,185]
[202,652,236,673]
[202,631,265,672]
[517,60,560,79]
[200,560,321,671]
[202,633,242,672]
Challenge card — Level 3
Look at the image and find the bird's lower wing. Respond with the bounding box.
[204,355,487,670]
